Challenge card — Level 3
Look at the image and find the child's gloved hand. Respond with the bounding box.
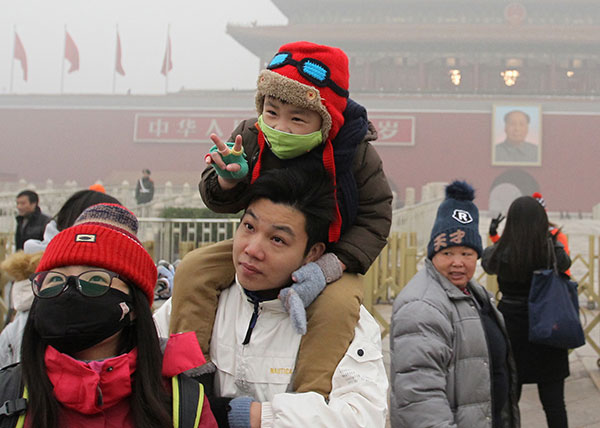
[279,263,325,335]
[155,260,175,300]
[278,254,344,335]
[205,134,248,180]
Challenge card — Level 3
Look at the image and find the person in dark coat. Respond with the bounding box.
[482,196,571,428]
[15,190,50,251]
[135,169,154,204]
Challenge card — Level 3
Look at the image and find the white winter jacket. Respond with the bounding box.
[212,278,388,427]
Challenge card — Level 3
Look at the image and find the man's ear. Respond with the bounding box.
[303,242,326,264]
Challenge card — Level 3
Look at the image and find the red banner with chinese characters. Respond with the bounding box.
[134,111,415,145]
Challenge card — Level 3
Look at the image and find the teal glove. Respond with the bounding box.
[209,142,248,180]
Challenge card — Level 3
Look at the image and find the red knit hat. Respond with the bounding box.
[253,41,350,242]
[36,203,157,304]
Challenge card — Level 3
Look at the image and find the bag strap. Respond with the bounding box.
[172,374,204,428]
[547,236,559,273]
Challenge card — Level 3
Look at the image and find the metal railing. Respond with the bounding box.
[138,217,239,262]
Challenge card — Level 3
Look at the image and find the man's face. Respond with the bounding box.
[504,111,529,144]
[16,195,36,216]
[262,96,322,135]
[232,198,323,292]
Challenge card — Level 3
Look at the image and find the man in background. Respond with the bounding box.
[495,110,539,164]
[15,190,50,250]
[135,168,155,204]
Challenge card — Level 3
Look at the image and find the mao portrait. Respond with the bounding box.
[492,105,542,166]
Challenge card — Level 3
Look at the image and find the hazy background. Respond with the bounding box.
[1,0,287,94]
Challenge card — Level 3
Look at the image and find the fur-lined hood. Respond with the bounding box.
[1,250,43,281]
[1,251,42,312]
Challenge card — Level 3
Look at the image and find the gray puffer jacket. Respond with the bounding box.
[390,259,520,428]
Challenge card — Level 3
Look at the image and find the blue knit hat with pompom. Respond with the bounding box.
[427,180,482,259]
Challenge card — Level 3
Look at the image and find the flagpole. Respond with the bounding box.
[165,23,170,94]
[113,24,118,94]
[10,25,16,93]
[60,25,66,94]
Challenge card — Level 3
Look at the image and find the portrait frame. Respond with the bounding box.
[492,104,542,167]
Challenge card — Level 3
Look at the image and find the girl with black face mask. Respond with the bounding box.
[0,203,217,428]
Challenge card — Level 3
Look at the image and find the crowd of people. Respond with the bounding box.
[0,41,580,428]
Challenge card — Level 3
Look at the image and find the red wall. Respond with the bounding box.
[376,112,600,212]
[1,105,598,211]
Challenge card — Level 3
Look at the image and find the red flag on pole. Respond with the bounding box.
[65,31,79,73]
[14,32,28,81]
[115,31,125,76]
[160,35,172,76]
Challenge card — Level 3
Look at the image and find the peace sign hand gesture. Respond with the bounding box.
[205,133,248,183]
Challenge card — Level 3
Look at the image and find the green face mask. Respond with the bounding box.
[257,115,323,160]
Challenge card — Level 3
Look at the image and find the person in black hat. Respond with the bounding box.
[390,180,520,428]
[135,169,154,205]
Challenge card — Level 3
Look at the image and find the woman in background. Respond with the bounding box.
[482,196,571,428]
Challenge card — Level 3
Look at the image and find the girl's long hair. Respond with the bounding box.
[494,196,551,276]
[21,287,172,428]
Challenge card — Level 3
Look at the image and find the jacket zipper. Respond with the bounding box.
[242,297,260,345]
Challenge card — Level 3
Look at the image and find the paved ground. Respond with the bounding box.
[376,303,600,428]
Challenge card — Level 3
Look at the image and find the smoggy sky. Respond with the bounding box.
[1,0,287,94]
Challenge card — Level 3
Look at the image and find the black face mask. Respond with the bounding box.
[33,287,134,355]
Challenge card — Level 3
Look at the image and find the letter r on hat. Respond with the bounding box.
[452,210,473,224]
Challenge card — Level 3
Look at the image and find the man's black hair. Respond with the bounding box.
[247,166,335,252]
[16,190,39,205]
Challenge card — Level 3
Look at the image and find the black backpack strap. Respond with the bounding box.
[172,373,204,428]
[0,364,27,428]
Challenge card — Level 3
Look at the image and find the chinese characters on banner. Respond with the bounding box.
[134,112,252,143]
[134,112,415,145]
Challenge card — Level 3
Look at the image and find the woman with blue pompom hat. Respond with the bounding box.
[389,180,520,428]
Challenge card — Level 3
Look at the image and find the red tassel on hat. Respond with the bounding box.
[322,139,342,242]
[251,124,266,184]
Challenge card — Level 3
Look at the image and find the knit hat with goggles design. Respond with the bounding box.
[253,41,350,242]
